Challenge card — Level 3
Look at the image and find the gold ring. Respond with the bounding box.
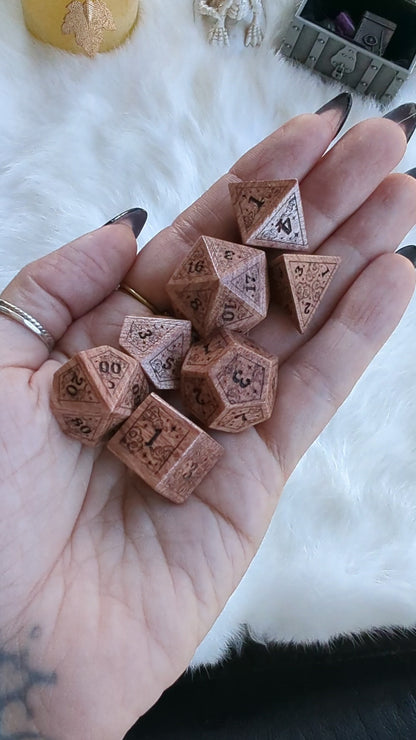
[118,283,158,313]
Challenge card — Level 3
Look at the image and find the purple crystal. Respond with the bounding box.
[335,11,356,38]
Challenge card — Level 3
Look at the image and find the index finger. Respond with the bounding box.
[123,96,352,310]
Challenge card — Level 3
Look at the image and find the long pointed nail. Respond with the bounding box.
[405,167,416,179]
[104,208,148,238]
[396,245,416,267]
[315,92,352,138]
[383,103,416,142]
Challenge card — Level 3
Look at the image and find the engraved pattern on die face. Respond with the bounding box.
[123,402,190,476]
[183,332,229,368]
[255,192,307,248]
[215,404,265,432]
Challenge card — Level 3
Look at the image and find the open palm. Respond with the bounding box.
[1,109,415,740]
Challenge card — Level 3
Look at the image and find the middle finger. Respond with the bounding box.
[124,117,407,314]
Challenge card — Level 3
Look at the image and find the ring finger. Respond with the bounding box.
[121,115,408,313]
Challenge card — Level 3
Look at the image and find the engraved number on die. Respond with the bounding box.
[162,357,175,370]
[131,384,143,406]
[277,217,292,235]
[99,360,121,375]
[99,360,122,389]
[139,329,153,340]
[232,370,251,389]
[66,370,85,397]
[193,388,207,405]
[188,260,204,274]
[245,274,257,292]
[145,428,163,447]
[249,195,265,210]
[70,417,92,435]
[190,297,202,311]
[222,302,237,322]
[183,462,198,480]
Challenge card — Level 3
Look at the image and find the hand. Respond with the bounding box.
[1,104,415,740]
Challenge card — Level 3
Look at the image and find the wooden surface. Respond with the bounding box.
[181,329,278,432]
[269,253,341,332]
[50,345,149,446]
[119,316,192,389]
[229,179,309,250]
[166,235,269,337]
[107,393,224,503]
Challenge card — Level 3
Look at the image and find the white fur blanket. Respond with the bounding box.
[1,0,416,668]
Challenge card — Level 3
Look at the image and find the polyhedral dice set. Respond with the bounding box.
[50,179,341,503]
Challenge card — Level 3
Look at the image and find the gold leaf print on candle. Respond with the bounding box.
[62,0,117,57]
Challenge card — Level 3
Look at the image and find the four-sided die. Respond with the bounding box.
[270,253,341,332]
[229,179,308,250]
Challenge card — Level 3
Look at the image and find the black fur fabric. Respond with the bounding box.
[126,629,416,739]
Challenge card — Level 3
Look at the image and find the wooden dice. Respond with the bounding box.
[270,253,341,332]
[181,329,278,432]
[166,235,269,338]
[229,179,308,250]
[107,393,224,503]
[50,345,149,446]
[119,316,192,389]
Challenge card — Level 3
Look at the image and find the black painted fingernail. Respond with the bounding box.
[104,208,148,238]
[396,245,416,267]
[383,103,416,142]
[405,167,416,179]
[315,92,352,138]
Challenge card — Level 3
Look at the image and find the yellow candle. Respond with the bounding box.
[21,0,140,56]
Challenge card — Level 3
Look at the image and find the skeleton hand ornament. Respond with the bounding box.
[197,0,265,48]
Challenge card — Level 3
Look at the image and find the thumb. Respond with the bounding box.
[0,209,146,370]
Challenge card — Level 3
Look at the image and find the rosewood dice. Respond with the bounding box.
[50,345,149,446]
[107,393,224,503]
[119,316,192,390]
[229,179,308,250]
[181,329,278,433]
[166,235,269,338]
[270,253,341,332]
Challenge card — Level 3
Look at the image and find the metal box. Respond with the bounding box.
[279,0,416,105]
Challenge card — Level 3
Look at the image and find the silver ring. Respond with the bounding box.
[0,299,55,352]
